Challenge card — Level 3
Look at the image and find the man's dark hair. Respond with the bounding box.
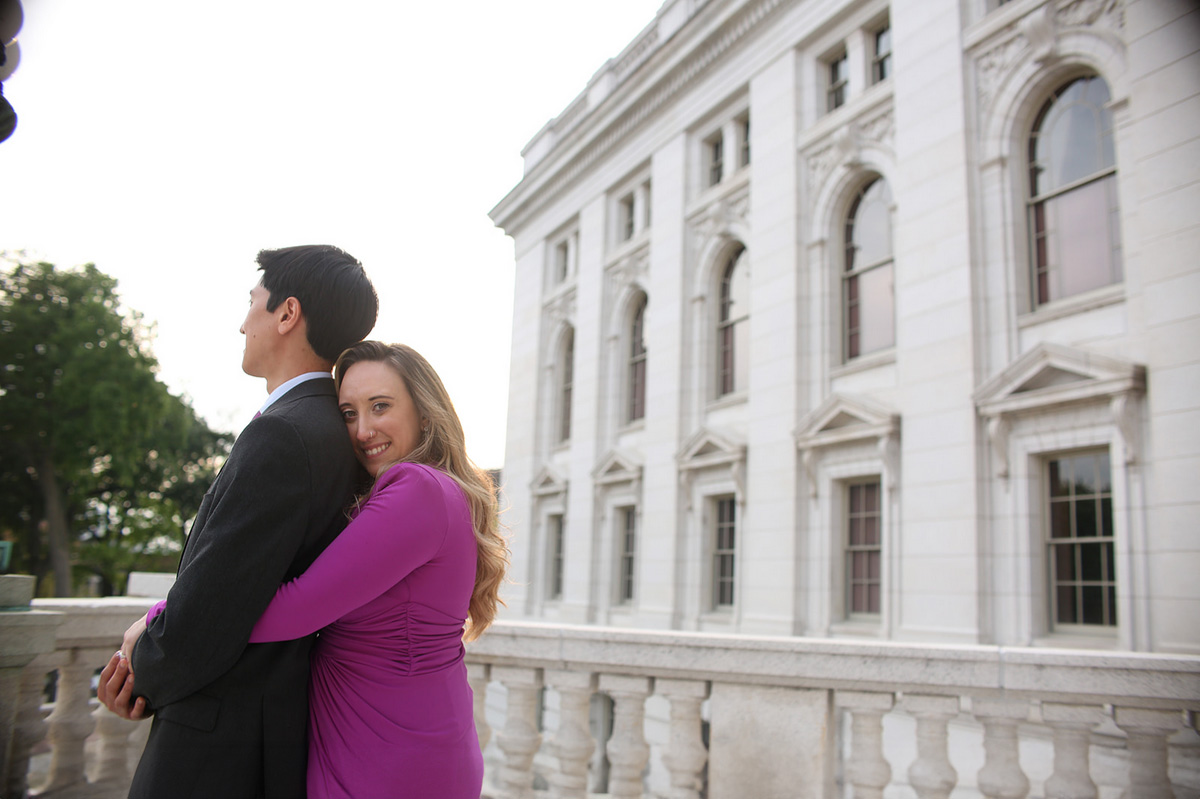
[256,245,379,362]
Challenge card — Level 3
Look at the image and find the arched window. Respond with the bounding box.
[558,327,574,443]
[844,177,894,360]
[717,245,749,396]
[627,293,648,422]
[1028,75,1121,307]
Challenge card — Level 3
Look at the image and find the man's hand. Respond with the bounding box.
[96,615,151,720]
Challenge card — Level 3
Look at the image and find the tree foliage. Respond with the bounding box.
[0,254,230,595]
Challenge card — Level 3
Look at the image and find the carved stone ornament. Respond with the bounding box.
[1056,0,1124,30]
[608,249,649,297]
[1021,2,1059,64]
[975,0,1126,113]
[544,288,577,328]
[806,111,893,191]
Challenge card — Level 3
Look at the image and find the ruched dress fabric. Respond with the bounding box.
[247,462,483,799]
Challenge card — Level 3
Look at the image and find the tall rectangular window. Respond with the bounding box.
[707,131,724,187]
[627,295,647,422]
[737,115,750,169]
[827,50,848,111]
[713,496,737,609]
[619,507,637,603]
[1048,451,1115,628]
[872,24,892,84]
[618,192,636,242]
[558,328,574,443]
[846,480,882,615]
[554,240,570,284]
[549,514,565,600]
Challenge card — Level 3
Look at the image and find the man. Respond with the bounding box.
[98,245,378,798]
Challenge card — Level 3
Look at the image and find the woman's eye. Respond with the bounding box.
[341,410,356,422]
[372,402,390,413]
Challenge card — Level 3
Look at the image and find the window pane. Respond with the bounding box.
[1080,541,1103,581]
[862,515,879,546]
[1049,501,1072,539]
[1033,77,1114,195]
[1081,586,1104,624]
[868,551,880,581]
[1072,454,1096,495]
[855,263,895,355]
[1049,459,1070,497]
[1105,541,1116,582]
[1075,497,1097,539]
[723,250,750,321]
[1057,585,1076,624]
[850,180,893,268]
[1054,545,1075,581]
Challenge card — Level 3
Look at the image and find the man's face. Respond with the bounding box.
[239,282,275,377]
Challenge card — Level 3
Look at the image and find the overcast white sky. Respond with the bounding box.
[2,0,662,468]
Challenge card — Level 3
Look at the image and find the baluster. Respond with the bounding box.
[7,660,51,798]
[658,678,709,799]
[90,702,141,786]
[903,694,959,799]
[837,690,894,799]
[40,656,96,795]
[600,674,652,799]
[1041,702,1103,799]
[1114,707,1183,799]
[545,670,596,799]
[467,662,493,753]
[493,666,543,799]
[973,698,1031,799]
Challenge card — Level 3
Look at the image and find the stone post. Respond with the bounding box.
[903,694,960,799]
[0,574,61,795]
[1042,702,1103,799]
[493,665,543,799]
[545,669,596,799]
[600,674,652,799]
[837,690,895,799]
[973,697,1031,799]
[658,678,710,799]
[1114,707,1182,799]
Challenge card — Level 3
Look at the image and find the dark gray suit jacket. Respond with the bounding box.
[129,378,360,799]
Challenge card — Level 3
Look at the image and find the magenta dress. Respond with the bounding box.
[247,462,483,799]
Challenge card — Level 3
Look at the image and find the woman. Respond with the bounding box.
[124,341,508,799]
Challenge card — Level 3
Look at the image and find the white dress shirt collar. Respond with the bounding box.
[258,371,330,416]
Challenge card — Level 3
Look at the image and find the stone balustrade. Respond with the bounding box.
[6,604,1199,798]
[11,597,156,799]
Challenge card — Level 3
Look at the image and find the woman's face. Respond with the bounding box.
[338,360,423,477]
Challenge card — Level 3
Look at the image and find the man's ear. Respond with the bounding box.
[276,296,303,335]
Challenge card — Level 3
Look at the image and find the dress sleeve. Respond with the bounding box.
[248,463,451,642]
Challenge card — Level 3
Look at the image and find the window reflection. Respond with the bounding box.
[718,246,749,396]
[844,177,894,360]
[1028,76,1122,307]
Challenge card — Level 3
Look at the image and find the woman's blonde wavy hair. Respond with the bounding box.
[334,341,508,642]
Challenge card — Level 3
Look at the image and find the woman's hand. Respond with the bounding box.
[96,615,150,720]
[121,614,148,670]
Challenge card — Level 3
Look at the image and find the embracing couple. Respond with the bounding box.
[98,245,507,799]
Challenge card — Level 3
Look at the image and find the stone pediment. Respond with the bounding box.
[974,342,1145,417]
[592,449,643,486]
[677,427,746,472]
[795,394,899,450]
[531,464,569,497]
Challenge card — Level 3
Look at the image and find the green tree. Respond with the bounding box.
[0,254,230,595]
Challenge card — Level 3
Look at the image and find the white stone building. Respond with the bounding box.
[489,0,1200,656]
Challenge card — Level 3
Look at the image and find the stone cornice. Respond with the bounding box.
[491,0,793,235]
